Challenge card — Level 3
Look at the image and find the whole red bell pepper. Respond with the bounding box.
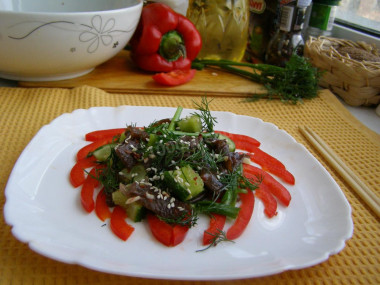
[130,3,202,72]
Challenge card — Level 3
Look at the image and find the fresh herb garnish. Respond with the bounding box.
[157,210,199,228]
[183,140,224,172]
[192,54,321,104]
[196,229,234,252]
[192,97,217,132]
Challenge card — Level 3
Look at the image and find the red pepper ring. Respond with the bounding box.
[130,3,202,73]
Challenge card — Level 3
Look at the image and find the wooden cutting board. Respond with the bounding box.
[18,50,265,97]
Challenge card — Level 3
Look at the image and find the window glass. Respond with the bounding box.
[335,0,380,35]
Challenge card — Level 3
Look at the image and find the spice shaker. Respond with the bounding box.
[305,0,341,38]
[265,0,312,67]
[187,0,250,61]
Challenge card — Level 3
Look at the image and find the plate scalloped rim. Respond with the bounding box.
[4,105,354,280]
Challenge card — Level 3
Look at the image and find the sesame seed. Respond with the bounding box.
[146,193,155,200]
[125,196,141,204]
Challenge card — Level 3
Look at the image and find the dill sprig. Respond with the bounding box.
[220,166,261,192]
[157,210,199,228]
[183,140,224,172]
[239,173,262,191]
[192,54,321,104]
[144,120,170,134]
[196,229,234,252]
[95,149,124,197]
[192,97,217,132]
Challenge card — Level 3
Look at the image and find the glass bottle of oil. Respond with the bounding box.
[187,0,249,61]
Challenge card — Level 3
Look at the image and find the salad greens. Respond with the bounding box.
[93,99,259,230]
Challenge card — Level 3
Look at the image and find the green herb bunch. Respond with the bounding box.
[192,54,321,104]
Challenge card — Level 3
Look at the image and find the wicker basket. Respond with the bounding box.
[304,36,380,107]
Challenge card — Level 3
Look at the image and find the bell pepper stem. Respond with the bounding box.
[159,31,187,62]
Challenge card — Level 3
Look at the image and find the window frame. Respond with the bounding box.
[331,23,380,49]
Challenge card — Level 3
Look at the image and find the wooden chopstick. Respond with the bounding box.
[299,126,380,218]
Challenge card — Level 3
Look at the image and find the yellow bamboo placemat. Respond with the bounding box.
[0,86,379,285]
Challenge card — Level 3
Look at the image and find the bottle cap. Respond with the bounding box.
[312,0,341,5]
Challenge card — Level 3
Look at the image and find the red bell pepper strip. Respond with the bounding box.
[153,69,196,86]
[70,156,97,188]
[243,164,291,207]
[172,223,190,247]
[76,137,116,161]
[95,188,112,221]
[232,133,261,149]
[234,141,259,153]
[215,131,261,152]
[226,190,255,240]
[80,167,100,213]
[147,214,189,247]
[110,206,135,241]
[246,148,295,185]
[130,3,202,72]
[203,213,226,245]
[85,128,125,142]
[255,184,278,218]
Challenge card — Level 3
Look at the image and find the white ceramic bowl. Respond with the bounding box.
[0,0,143,81]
